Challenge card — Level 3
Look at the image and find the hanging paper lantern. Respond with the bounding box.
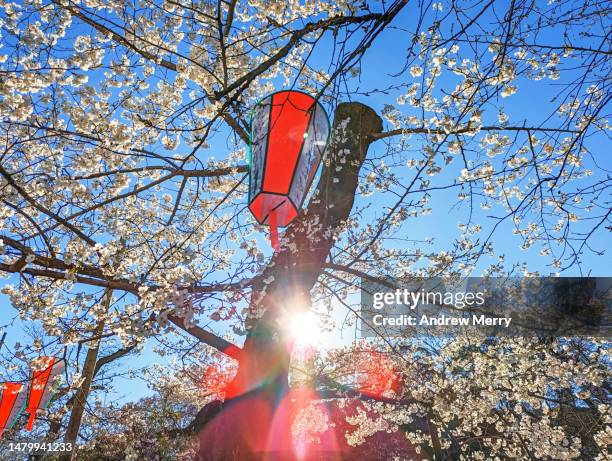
[25,357,64,431]
[0,382,27,439]
[248,90,330,249]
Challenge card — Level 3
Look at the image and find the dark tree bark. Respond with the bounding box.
[58,291,111,461]
[195,102,382,461]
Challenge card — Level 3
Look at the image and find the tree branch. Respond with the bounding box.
[93,344,136,376]
[51,0,179,72]
[0,164,97,246]
[214,13,386,99]
[166,314,241,360]
[323,262,396,289]
[371,124,580,141]
[51,0,250,142]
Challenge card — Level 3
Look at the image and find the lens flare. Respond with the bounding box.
[289,311,322,346]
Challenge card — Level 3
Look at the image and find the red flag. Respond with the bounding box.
[0,382,27,439]
[25,357,64,431]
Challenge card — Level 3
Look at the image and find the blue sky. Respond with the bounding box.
[336,5,610,277]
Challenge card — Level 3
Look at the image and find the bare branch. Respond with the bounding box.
[371,125,581,141]
[166,313,241,360]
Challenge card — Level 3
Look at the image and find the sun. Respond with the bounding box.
[288,311,323,346]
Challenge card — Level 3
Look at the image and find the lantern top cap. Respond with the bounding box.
[249,89,330,125]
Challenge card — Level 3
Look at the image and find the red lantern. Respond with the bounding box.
[0,382,27,439]
[25,357,64,431]
[248,90,330,249]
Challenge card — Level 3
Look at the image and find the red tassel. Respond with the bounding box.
[269,211,279,251]
[26,412,36,432]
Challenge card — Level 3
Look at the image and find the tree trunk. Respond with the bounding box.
[59,290,111,461]
[195,102,382,461]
